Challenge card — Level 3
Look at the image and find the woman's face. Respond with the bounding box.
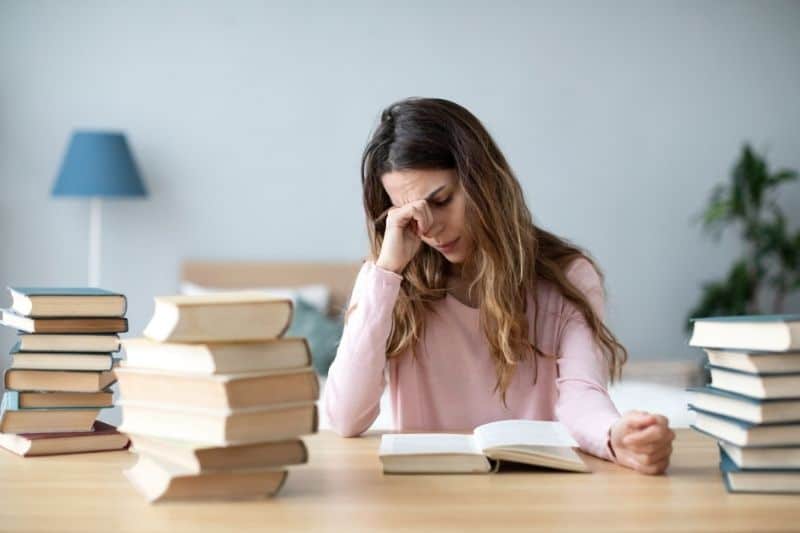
[381,168,471,264]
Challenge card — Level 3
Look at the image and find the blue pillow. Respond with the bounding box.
[285,297,343,376]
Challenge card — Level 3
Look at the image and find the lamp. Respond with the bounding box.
[52,131,147,287]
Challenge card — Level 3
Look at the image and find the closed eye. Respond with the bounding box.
[431,195,452,207]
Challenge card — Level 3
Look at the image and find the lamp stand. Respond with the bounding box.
[89,197,102,287]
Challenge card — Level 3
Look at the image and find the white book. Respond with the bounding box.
[379,420,589,474]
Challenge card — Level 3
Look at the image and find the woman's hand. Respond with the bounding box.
[609,410,675,475]
[376,199,435,274]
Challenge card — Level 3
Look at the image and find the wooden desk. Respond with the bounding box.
[0,429,797,532]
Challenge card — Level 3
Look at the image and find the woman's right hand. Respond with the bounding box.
[375,199,435,274]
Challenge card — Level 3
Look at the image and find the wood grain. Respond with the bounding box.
[1,429,798,532]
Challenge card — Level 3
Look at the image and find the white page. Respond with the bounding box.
[379,433,482,456]
[473,420,578,451]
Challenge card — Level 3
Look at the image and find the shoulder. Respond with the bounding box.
[561,256,605,320]
[564,257,604,297]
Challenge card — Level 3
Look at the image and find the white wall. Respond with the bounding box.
[1,0,799,377]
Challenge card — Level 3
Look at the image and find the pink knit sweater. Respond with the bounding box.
[323,258,621,460]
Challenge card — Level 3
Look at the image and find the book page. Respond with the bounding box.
[473,420,578,451]
[379,433,482,456]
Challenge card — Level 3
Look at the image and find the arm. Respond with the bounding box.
[323,261,403,437]
[554,258,621,461]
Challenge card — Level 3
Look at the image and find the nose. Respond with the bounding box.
[425,212,445,239]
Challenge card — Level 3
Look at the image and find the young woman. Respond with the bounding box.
[324,97,674,474]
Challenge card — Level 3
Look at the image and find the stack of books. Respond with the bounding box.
[0,287,130,456]
[117,292,318,502]
[688,314,800,494]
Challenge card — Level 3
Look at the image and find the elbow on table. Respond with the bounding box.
[328,416,368,438]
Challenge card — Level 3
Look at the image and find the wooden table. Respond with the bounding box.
[0,429,797,532]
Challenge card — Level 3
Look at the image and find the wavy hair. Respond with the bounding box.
[359,97,627,401]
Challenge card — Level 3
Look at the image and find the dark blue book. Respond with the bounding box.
[689,314,800,352]
[702,347,800,375]
[719,446,800,493]
[7,287,127,318]
[706,364,800,400]
[690,407,800,447]
[687,386,800,424]
[719,440,800,470]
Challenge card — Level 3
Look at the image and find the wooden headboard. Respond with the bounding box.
[181,260,364,316]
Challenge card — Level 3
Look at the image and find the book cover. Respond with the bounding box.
[7,287,127,318]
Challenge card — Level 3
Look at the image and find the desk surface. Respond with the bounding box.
[0,429,798,532]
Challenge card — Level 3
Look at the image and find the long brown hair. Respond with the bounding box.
[360,97,627,401]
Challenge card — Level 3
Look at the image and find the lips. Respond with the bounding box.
[435,237,460,251]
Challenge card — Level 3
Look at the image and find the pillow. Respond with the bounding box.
[285,298,343,377]
[178,282,342,376]
[180,281,331,315]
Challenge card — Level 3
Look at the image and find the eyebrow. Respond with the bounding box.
[422,185,447,202]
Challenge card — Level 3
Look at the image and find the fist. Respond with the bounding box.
[609,411,675,475]
[376,199,436,274]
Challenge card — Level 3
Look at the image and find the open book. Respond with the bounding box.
[379,420,589,474]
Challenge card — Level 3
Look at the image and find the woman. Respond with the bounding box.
[324,97,674,474]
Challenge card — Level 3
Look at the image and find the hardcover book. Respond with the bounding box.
[124,454,288,502]
[7,287,127,318]
[720,447,800,494]
[115,366,319,410]
[142,293,293,343]
[121,337,311,375]
[689,314,800,352]
[1,309,128,334]
[0,420,129,456]
[687,386,800,424]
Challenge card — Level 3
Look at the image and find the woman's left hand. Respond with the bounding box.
[609,410,675,475]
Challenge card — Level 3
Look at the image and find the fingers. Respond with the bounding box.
[623,410,658,430]
[385,200,435,236]
[623,424,675,449]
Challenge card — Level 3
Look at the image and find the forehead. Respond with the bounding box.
[381,168,457,206]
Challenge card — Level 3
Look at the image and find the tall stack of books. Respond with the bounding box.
[0,287,130,456]
[117,292,318,502]
[688,314,800,494]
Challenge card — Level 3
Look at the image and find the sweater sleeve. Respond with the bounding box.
[323,261,403,437]
[554,258,621,461]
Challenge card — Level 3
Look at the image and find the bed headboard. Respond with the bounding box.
[180,260,364,316]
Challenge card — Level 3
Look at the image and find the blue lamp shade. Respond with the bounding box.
[52,131,147,197]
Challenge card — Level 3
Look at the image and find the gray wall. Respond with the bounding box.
[2,0,799,376]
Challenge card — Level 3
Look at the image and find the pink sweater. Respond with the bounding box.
[323,258,621,460]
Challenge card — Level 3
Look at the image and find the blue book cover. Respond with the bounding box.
[8,287,124,297]
[706,363,800,378]
[686,386,800,404]
[692,314,800,324]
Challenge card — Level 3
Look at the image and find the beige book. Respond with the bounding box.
[119,401,318,446]
[124,454,288,502]
[11,352,114,371]
[8,287,127,317]
[16,390,113,409]
[379,420,589,474]
[122,337,310,374]
[4,368,117,393]
[116,366,318,409]
[0,421,128,456]
[17,334,120,353]
[0,309,128,334]
[129,434,307,472]
[0,408,100,434]
[142,292,293,343]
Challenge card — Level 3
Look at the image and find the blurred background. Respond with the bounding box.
[1,0,799,426]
